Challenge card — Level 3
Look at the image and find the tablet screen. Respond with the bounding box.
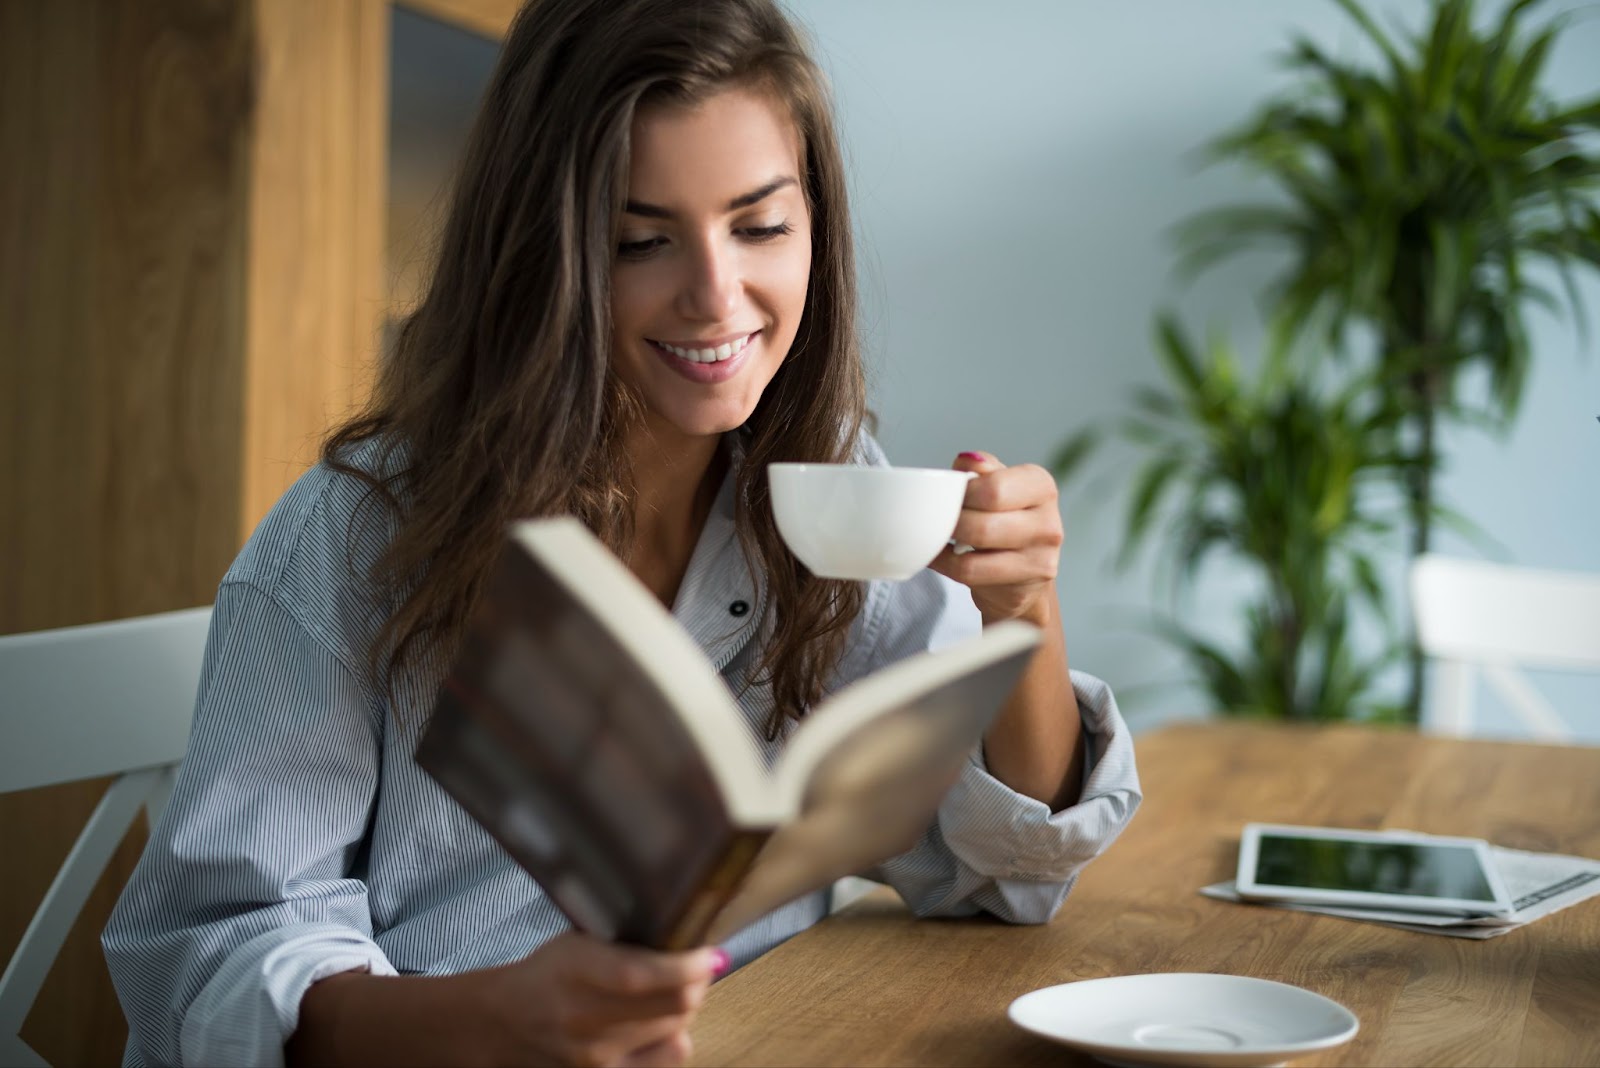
[1253,833,1498,903]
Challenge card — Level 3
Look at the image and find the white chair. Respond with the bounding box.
[0,607,211,1068]
[1411,554,1600,741]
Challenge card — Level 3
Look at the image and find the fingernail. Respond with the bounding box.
[710,947,731,976]
[957,451,986,462]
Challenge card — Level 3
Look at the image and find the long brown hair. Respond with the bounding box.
[325,0,866,735]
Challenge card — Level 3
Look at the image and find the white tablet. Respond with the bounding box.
[1236,823,1514,917]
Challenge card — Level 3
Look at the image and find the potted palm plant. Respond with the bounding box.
[1055,317,1407,722]
[1173,0,1600,718]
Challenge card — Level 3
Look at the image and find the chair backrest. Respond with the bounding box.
[0,607,211,1068]
[1410,554,1600,741]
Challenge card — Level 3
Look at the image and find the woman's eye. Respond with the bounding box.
[740,222,794,242]
[617,236,666,259]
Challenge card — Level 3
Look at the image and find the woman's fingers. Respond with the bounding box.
[568,943,718,1028]
[933,544,1059,587]
[948,503,1063,555]
[581,1011,697,1066]
[620,1030,695,1068]
[955,457,1057,513]
[940,453,1064,625]
[587,942,722,988]
[568,981,709,1031]
[497,933,720,1063]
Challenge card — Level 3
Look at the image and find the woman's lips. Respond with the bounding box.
[647,331,760,384]
[652,332,756,362]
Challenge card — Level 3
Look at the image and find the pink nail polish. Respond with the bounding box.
[958,451,986,462]
[710,947,731,975]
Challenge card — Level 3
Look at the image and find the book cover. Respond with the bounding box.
[416,517,1039,948]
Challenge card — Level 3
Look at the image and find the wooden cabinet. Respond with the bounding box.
[0,2,513,1062]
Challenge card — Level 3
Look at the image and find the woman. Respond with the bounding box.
[104,0,1140,1064]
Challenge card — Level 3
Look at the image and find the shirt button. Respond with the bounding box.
[729,600,749,617]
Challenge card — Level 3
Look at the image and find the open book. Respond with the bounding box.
[416,517,1040,949]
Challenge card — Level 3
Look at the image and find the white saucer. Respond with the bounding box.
[1007,973,1359,1068]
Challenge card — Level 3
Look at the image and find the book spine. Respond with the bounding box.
[658,830,770,950]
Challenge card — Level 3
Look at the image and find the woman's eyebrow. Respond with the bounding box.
[624,176,798,219]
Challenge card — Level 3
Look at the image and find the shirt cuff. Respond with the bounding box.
[179,924,398,1067]
[941,669,1142,882]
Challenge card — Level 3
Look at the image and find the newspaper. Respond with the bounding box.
[1201,844,1600,939]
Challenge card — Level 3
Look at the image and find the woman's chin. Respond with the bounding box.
[643,402,758,444]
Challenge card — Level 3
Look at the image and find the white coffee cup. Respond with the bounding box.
[768,463,975,581]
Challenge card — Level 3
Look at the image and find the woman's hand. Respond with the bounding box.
[480,932,724,1067]
[929,451,1063,626]
[928,451,1085,809]
[289,932,725,1068]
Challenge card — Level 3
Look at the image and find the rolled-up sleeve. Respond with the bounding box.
[852,569,1142,923]
[103,579,394,1067]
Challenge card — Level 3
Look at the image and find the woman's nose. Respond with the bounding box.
[676,239,741,322]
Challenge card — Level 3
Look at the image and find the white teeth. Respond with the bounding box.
[656,334,752,363]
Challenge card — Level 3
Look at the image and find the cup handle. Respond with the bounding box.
[951,471,978,553]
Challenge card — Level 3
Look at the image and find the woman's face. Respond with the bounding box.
[610,86,813,444]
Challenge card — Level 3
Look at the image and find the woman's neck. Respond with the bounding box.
[622,422,729,606]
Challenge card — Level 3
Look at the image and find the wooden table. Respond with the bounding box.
[692,722,1600,1066]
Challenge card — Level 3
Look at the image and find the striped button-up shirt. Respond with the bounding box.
[103,433,1142,1067]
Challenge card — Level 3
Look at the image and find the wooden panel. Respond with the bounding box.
[399,0,522,39]
[0,2,254,1062]
[240,0,389,539]
[0,0,250,635]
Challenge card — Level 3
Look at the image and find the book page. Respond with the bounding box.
[705,642,1036,943]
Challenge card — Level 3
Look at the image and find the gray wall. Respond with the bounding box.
[789,0,1600,739]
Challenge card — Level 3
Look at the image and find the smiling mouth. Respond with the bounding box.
[647,332,758,364]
